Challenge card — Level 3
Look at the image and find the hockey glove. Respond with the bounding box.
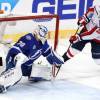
[46,51,64,67]
[77,17,85,26]
[77,16,90,26]
[69,35,82,44]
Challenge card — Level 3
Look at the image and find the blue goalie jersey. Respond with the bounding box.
[14,33,49,57]
[6,33,64,71]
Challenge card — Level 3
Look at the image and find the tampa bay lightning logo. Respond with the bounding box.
[0,0,19,11]
[33,45,36,50]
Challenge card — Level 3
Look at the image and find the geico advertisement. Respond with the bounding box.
[0,0,97,31]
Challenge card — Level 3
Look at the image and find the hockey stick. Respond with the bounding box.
[52,25,81,78]
[0,40,12,46]
[0,40,13,50]
[66,25,81,49]
[0,41,11,45]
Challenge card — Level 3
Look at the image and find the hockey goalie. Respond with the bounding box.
[0,11,64,93]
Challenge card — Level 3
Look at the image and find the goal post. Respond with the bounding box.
[0,14,60,51]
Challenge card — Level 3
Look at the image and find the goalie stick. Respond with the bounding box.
[0,40,13,48]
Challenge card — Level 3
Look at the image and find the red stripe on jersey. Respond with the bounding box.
[80,26,97,38]
[96,28,100,34]
[93,39,100,43]
[67,48,74,57]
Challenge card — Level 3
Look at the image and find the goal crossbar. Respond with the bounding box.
[0,14,59,50]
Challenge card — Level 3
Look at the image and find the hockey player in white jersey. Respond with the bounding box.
[0,24,64,93]
[57,5,100,68]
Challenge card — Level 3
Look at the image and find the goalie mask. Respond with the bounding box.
[34,25,48,44]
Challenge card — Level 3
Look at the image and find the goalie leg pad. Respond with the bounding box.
[0,53,27,91]
[29,64,52,82]
[0,67,22,91]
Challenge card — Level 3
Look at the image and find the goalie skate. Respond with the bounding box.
[0,85,6,93]
[28,77,48,83]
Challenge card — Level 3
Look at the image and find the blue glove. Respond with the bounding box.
[46,51,64,66]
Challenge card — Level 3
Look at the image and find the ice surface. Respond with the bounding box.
[1,39,100,100]
[1,78,100,100]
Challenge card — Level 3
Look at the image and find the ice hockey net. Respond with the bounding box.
[0,14,59,51]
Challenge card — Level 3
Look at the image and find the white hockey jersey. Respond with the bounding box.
[86,5,100,30]
[81,5,100,43]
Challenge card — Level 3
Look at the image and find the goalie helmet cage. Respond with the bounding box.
[0,14,59,51]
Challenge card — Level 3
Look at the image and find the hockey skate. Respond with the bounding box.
[28,76,47,83]
[0,85,7,93]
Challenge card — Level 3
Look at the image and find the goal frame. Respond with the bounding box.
[0,14,59,51]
